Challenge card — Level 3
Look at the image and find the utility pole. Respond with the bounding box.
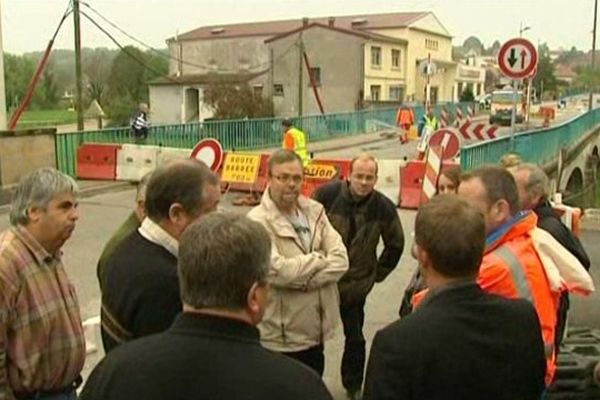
[73,0,84,130]
[590,0,598,112]
[0,1,7,130]
[298,35,304,117]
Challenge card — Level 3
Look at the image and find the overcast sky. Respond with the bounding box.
[1,0,594,54]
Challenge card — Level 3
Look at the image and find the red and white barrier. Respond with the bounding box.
[455,107,464,127]
[440,106,449,128]
[467,105,474,122]
[458,121,498,141]
[420,145,444,204]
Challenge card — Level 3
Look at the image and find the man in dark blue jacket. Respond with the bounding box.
[364,195,546,400]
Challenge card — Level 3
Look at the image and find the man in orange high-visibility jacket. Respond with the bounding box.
[413,166,559,386]
[282,119,309,166]
[396,105,415,144]
[458,167,558,385]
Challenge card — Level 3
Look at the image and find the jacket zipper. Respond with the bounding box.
[279,294,286,344]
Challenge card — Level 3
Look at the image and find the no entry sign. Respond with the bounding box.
[498,38,538,79]
[190,138,224,172]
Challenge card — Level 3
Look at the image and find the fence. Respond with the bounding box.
[56,102,474,176]
[460,107,600,171]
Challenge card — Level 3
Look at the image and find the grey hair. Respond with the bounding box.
[178,212,271,310]
[513,163,549,199]
[10,168,79,226]
[135,171,153,202]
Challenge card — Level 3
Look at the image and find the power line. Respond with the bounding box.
[78,0,298,74]
[80,10,178,82]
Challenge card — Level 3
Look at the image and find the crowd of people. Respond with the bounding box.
[0,147,594,400]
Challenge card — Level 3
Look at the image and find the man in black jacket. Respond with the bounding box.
[81,213,332,400]
[510,163,590,349]
[364,195,546,400]
[100,159,221,352]
[313,154,404,399]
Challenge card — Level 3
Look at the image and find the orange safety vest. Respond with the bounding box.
[396,107,415,126]
[412,212,559,385]
[283,127,309,166]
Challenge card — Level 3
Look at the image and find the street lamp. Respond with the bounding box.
[520,22,531,37]
[589,0,598,111]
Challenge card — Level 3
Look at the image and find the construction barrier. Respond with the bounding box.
[553,203,583,237]
[76,143,121,180]
[398,159,459,209]
[157,146,193,167]
[116,144,159,182]
[302,159,352,197]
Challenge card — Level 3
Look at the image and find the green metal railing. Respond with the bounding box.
[460,108,600,171]
[56,102,474,176]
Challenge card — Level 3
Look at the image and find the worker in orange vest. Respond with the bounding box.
[396,105,415,144]
[282,119,310,166]
[413,167,560,386]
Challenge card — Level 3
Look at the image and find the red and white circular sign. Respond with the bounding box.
[190,138,224,172]
[428,128,460,160]
[498,38,538,79]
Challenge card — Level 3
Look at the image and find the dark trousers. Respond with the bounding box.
[282,344,325,376]
[340,300,366,392]
[555,293,570,352]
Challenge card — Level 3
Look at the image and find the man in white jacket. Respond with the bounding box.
[247,149,349,376]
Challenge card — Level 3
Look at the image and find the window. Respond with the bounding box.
[309,67,321,86]
[253,85,263,98]
[391,49,401,69]
[370,85,381,101]
[389,85,404,101]
[371,46,382,67]
[425,39,439,51]
[273,84,284,96]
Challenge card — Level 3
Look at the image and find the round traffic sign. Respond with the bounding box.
[190,138,224,172]
[428,128,460,160]
[498,38,538,79]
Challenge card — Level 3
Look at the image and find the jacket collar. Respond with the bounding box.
[420,281,481,308]
[12,225,61,266]
[260,187,322,221]
[485,210,538,253]
[169,313,260,344]
[339,180,374,206]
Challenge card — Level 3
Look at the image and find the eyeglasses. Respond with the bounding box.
[272,174,303,184]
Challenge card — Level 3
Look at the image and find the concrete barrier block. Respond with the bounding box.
[156,147,192,167]
[116,144,159,182]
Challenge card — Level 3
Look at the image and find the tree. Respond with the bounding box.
[203,83,273,119]
[3,54,36,111]
[463,36,485,56]
[486,40,502,56]
[459,87,475,102]
[83,48,118,107]
[532,43,558,100]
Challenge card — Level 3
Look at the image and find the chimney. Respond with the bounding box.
[302,17,309,27]
[328,17,335,27]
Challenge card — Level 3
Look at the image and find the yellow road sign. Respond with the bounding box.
[221,153,261,184]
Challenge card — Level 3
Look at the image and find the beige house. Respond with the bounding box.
[150,11,484,123]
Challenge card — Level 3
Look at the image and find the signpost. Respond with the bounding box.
[419,54,437,108]
[190,138,224,172]
[498,38,538,149]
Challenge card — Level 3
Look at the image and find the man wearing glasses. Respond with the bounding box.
[313,154,405,400]
[247,149,349,376]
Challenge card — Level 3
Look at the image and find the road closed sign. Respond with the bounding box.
[498,38,538,79]
[221,153,261,184]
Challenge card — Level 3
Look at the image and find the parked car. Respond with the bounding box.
[478,94,491,110]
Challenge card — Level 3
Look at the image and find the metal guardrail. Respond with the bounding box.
[56,102,474,176]
[460,108,600,171]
